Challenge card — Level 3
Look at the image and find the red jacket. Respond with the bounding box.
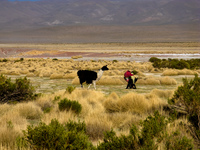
[124,70,133,78]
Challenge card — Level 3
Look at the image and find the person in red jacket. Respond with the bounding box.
[124,70,138,89]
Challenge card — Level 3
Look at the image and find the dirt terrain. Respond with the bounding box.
[0,43,199,61]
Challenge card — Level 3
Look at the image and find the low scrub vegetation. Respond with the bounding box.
[58,98,82,114]
[169,74,200,145]
[149,57,200,70]
[0,74,38,104]
[0,57,199,149]
[22,119,94,150]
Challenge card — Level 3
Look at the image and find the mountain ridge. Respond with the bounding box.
[0,0,199,43]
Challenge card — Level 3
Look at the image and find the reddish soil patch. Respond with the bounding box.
[0,48,120,58]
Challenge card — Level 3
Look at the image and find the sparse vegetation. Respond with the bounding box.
[0,51,199,149]
[23,119,94,150]
[149,57,200,70]
[66,86,76,94]
[0,74,38,104]
[58,98,82,114]
[169,74,200,145]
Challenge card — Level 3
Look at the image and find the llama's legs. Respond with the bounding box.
[80,79,84,88]
[88,84,92,89]
[93,81,96,90]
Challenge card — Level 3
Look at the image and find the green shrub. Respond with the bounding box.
[66,86,76,94]
[23,119,94,150]
[52,58,58,61]
[58,98,82,114]
[149,57,161,63]
[15,58,24,62]
[169,74,200,141]
[112,60,118,63]
[149,57,200,69]
[97,129,138,150]
[2,58,8,62]
[66,120,86,133]
[0,74,38,104]
[53,96,61,103]
[166,131,193,150]
[140,111,167,149]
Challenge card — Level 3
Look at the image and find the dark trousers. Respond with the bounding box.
[125,77,137,89]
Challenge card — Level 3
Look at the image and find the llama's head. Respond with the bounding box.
[101,65,109,71]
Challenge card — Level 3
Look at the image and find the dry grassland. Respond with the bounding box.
[0,42,200,57]
[0,88,173,149]
[0,42,199,149]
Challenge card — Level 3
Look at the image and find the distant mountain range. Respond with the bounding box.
[0,0,199,43]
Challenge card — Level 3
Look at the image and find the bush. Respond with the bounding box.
[97,129,138,150]
[169,74,200,142]
[23,119,94,150]
[58,98,82,114]
[149,57,200,69]
[165,131,193,150]
[14,58,24,62]
[149,57,161,63]
[139,111,167,149]
[0,74,38,104]
[52,58,58,61]
[66,120,86,133]
[66,86,76,94]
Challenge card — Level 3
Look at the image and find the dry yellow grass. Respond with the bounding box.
[103,92,167,114]
[162,69,198,76]
[63,72,77,79]
[137,76,177,85]
[150,89,174,99]
[0,86,193,148]
[0,53,198,148]
[85,114,112,140]
[50,73,64,79]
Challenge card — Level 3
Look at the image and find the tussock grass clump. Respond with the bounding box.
[0,106,27,128]
[162,69,198,76]
[107,112,144,130]
[67,89,105,117]
[72,77,80,85]
[137,76,177,85]
[104,92,149,114]
[85,115,112,140]
[0,127,22,150]
[0,104,12,116]
[104,92,167,114]
[137,77,161,85]
[160,76,177,85]
[107,92,119,101]
[36,96,54,113]
[26,73,35,77]
[63,72,77,79]
[162,69,179,76]
[39,69,52,77]
[50,73,63,79]
[97,76,124,85]
[150,89,174,99]
[14,102,43,120]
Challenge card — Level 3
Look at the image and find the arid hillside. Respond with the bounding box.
[0,0,199,43]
